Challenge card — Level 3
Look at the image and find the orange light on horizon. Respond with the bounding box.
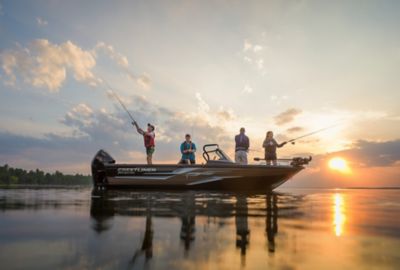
[328,157,352,174]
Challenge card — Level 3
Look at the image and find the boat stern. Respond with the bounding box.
[91,150,115,188]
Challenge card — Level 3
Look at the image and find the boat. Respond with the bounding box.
[91,144,311,191]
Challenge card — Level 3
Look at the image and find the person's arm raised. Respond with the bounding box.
[132,121,144,135]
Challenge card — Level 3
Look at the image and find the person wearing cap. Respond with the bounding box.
[179,134,197,164]
[132,121,156,165]
[235,127,250,165]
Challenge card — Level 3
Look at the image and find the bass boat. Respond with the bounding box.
[91,144,311,191]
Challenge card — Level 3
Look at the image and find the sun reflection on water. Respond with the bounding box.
[333,193,346,236]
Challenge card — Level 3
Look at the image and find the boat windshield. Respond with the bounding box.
[202,144,233,163]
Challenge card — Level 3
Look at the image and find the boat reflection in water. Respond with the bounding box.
[90,190,286,268]
[1,188,399,269]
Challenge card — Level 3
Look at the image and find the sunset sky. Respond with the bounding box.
[0,0,399,187]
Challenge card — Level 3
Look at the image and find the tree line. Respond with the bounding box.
[0,164,91,186]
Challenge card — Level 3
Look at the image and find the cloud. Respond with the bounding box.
[286,126,304,134]
[243,40,263,53]
[242,84,253,94]
[0,91,236,172]
[95,42,129,69]
[274,108,302,125]
[336,140,400,168]
[256,58,264,70]
[284,139,400,188]
[36,17,48,26]
[95,42,151,89]
[195,92,210,115]
[242,39,266,74]
[270,95,289,105]
[0,39,98,91]
[136,73,151,89]
[243,40,252,52]
[243,56,252,63]
[217,107,236,121]
[0,39,150,91]
[253,45,263,52]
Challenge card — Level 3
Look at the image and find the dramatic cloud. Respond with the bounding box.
[0,39,151,91]
[0,39,98,91]
[286,139,400,188]
[335,140,400,168]
[274,108,302,125]
[36,17,48,26]
[4,92,230,171]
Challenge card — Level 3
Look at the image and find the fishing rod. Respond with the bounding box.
[102,78,137,123]
[286,122,342,145]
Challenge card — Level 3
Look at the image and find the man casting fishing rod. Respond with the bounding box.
[102,80,157,165]
[132,121,156,165]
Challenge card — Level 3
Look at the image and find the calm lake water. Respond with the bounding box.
[0,188,399,270]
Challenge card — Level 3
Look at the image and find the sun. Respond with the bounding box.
[328,157,351,174]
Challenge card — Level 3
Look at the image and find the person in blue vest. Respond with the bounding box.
[179,134,197,164]
[235,127,250,164]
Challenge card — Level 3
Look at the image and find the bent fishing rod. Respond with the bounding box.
[286,122,342,145]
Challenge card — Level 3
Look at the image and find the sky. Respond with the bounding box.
[0,0,399,187]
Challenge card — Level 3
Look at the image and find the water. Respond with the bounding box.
[0,188,399,270]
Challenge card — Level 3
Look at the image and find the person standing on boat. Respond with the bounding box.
[132,121,155,165]
[179,134,197,164]
[235,127,250,165]
[262,131,286,166]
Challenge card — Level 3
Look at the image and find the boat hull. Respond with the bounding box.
[92,150,304,191]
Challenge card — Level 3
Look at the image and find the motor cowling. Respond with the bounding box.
[91,150,115,187]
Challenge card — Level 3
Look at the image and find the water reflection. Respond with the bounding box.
[90,190,282,267]
[266,194,278,252]
[333,193,346,236]
[2,188,400,269]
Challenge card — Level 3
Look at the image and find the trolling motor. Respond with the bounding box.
[253,156,312,167]
[290,156,312,166]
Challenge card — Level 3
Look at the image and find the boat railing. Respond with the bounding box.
[202,144,233,163]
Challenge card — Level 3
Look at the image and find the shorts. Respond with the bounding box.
[265,152,277,161]
[146,147,155,156]
[180,159,196,165]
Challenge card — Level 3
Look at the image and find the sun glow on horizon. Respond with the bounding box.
[328,157,351,174]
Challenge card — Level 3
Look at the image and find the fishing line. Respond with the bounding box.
[100,77,137,123]
[287,121,344,144]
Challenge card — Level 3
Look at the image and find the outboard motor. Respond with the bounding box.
[91,150,115,188]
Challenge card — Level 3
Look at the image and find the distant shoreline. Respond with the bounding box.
[1,185,399,190]
[0,184,90,189]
